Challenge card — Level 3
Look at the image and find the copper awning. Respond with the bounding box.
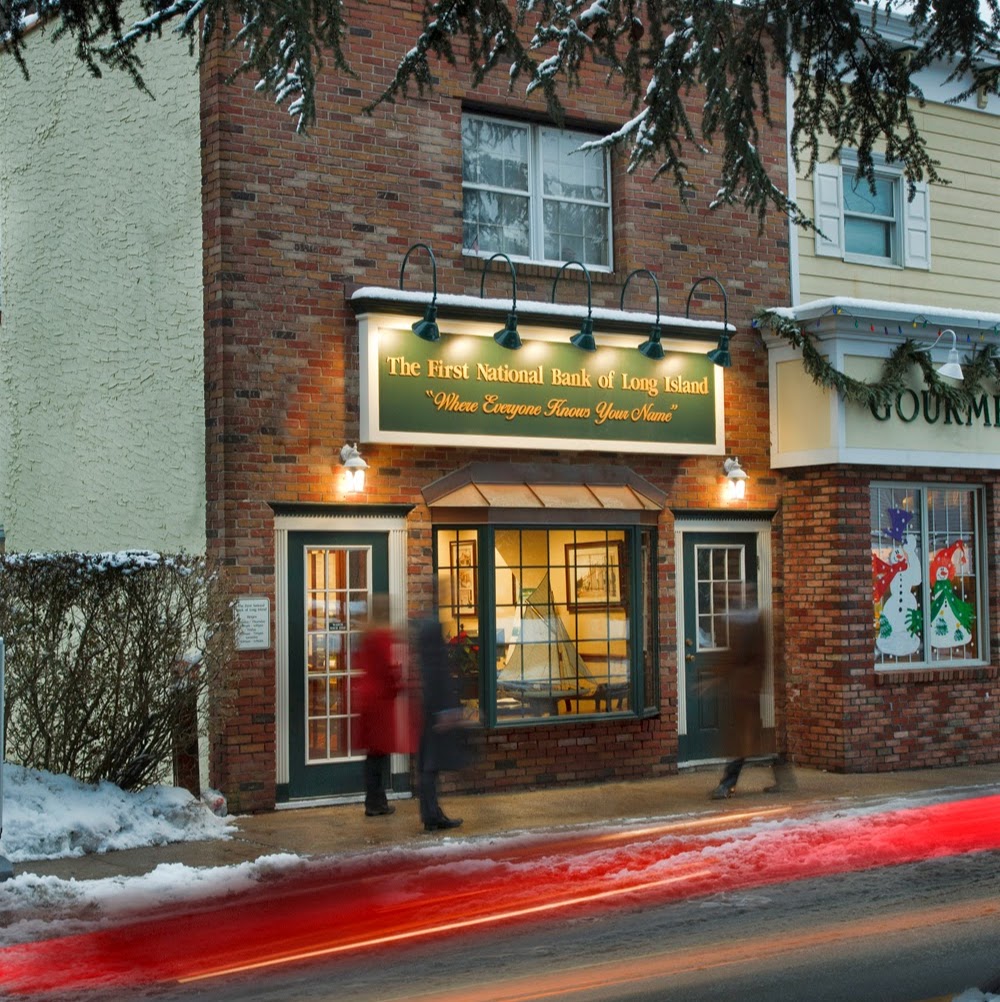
[422,463,665,524]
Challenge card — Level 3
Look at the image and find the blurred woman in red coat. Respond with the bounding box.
[355,594,402,817]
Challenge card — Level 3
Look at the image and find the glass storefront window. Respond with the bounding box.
[870,485,984,668]
[435,526,654,722]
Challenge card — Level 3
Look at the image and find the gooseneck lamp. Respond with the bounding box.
[921,328,964,380]
[480,253,521,350]
[551,261,597,352]
[621,268,664,360]
[686,276,731,367]
[399,242,440,342]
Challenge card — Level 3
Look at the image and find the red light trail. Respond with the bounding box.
[1,793,998,996]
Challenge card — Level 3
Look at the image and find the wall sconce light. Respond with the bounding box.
[339,443,368,492]
[621,268,663,359]
[686,276,731,367]
[921,328,964,380]
[552,260,596,352]
[400,242,439,342]
[481,252,521,350]
[723,457,748,500]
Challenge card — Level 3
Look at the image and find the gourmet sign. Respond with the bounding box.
[359,318,724,454]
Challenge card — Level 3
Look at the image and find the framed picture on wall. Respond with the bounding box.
[450,540,478,614]
[565,541,624,609]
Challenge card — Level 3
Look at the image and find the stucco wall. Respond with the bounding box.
[0,18,204,553]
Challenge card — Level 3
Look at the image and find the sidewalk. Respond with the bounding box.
[19,761,1000,883]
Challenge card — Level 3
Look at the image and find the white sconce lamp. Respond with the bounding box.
[922,328,963,381]
[339,443,368,492]
[723,457,748,500]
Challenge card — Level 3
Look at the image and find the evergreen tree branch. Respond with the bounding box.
[3,0,999,219]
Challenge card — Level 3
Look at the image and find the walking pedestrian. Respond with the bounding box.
[355,594,402,817]
[709,596,796,799]
[415,613,468,832]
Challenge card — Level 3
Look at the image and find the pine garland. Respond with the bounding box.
[758,309,1000,412]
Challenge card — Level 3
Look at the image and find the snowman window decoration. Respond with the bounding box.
[872,505,975,660]
[872,507,923,658]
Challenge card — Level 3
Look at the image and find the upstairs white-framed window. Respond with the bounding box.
[461,113,612,271]
[813,152,930,269]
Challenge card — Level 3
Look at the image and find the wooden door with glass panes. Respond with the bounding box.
[286,532,388,800]
[679,532,759,762]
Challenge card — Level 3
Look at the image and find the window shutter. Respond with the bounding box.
[903,181,931,270]
[813,163,844,257]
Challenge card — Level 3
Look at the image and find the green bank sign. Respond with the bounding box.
[359,315,724,455]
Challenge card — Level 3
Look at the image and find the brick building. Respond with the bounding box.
[199,4,791,811]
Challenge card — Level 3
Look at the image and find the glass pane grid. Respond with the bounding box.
[478,527,632,721]
[694,545,745,652]
[871,486,982,668]
[304,546,370,763]
[462,115,609,265]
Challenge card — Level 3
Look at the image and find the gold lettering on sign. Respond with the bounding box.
[425,390,480,413]
[550,368,593,388]
[476,363,544,385]
[385,356,422,376]
[594,401,631,425]
[663,375,710,394]
[482,395,544,420]
[544,399,592,419]
[620,373,659,397]
[427,359,470,380]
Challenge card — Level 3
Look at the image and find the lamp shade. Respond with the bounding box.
[493,312,522,350]
[707,333,731,367]
[638,325,664,359]
[570,318,597,352]
[411,304,440,342]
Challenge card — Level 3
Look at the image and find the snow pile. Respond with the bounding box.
[0,763,235,862]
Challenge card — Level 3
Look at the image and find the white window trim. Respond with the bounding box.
[813,152,930,270]
[462,112,613,273]
[871,482,989,672]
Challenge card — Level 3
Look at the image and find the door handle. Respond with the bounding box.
[685,654,695,662]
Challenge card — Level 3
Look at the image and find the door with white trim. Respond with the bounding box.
[286,531,388,799]
[679,531,760,762]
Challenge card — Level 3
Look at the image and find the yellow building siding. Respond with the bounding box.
[797,99,1000,311]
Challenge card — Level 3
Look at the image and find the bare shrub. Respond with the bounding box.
[0,552,234,791]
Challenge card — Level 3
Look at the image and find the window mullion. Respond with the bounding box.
[919,491,931,663]
[528,125,542,261]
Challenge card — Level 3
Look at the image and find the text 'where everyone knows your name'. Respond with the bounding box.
[383,356,711,426]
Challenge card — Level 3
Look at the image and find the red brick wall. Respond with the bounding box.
[783,466,1000,773]
[200,3,791,810]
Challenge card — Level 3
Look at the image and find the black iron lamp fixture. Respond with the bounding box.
[400,242,439,342]
[920,328,964,380]
[481,252,521,350]
[552,260,596,352]
[686,276,731,367]
[621,268,663,359]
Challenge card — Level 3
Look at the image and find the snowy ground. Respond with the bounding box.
[0,763,308,947]
[0,763,997,1002]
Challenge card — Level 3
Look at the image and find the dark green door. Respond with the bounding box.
[285,532,388,801]
[679,532,759,762]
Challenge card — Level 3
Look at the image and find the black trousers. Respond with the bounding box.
[364,752,389,810]
[417,730,444,824]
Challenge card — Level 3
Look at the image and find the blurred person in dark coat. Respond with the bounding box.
[355,594,403,817]
[415,608,470,832]
[710,598,795,800]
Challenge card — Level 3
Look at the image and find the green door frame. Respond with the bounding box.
[285,531,388,801]
[674,517,774,764]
